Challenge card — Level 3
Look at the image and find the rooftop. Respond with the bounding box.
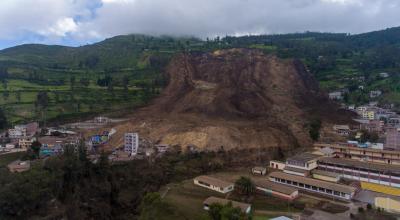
[283,166,309,175]
[286,152,321,163]
[311,169,340,178]
[194,175,234,188]
[203,197,251,213]
[254,179,298,194]
[318,157,400,175]
[269,171,356,194]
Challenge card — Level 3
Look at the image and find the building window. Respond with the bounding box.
[305,184,311,189]
[299,183,304,187]
[318,187,325,192]
[293,181,298,186]
[334,191,340,196]
[326,189,332,194]
[312,186,318,190]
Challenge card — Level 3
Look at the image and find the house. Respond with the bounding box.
[94,116,110,123]
[38,136,79,157]
[362,110,376,120]
[18,137,35,149]
[8,126,27,139]
[333,125,351,136]
[370,90,382,98]
[124,133,139,156]
[268,171,356,201]
[7,160,30,173]
[328,91,343,100]
[254,179,299,201]
[155,144,169,154]
[252,166,267,175]
[379,72,390,78]
[269,160,286,170]
[194,175,234,193]
[203,197,251,214]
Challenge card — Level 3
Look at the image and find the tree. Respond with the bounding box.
[207,202,245,220]
[0,108,7,130]
[15,90,21,102]
[36,91,49,124]
[2,90,9,101]
[80,78,90,87]
[70,76,76,90]
[235,176,255,197]
[309,118,321,141]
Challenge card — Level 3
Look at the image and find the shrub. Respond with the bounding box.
[366,203,372,210]
[358,207,364,213]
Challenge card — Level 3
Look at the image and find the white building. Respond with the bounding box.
[124,133,139,156]
[194,175,234,193]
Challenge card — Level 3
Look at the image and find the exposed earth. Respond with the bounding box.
[90,48,352,151]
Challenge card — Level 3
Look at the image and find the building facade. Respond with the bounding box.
[124,133,139,156]
[194,176,234,193]
[386,128,400,150]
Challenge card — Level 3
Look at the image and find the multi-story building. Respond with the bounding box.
[314,143,400,165]
[386,128,400,150]
[283,153,320,176]
[124,133,139,156]
[362,110,376,120]
[318,157,400,196]
[18,137,35,149]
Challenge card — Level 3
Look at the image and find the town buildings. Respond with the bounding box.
[194,175,234,193]
[124,133,139,156]
[268,171,356,201]
[328,91,343,100]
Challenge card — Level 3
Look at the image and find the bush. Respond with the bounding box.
[349,213,355,219]
[358,207,364,213]
[366,203,372,210]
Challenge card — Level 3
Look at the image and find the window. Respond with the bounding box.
[318,187,325,192]
[305,184,311,189]
[287,180,292,184]
[299,183,304,187]
[293,181,298,186]
[340,192,346,197]
[334,191,340,196]
[312,186,318,190]
[326,189,332,194]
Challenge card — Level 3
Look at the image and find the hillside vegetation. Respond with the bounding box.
[0,27,400,124]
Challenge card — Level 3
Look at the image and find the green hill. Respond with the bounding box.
[0,28,399,124]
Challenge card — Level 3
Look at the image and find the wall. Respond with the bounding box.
[361,182,400,196]
[312,174,339,183]
[375,197,400,213]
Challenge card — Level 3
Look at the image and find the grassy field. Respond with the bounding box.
[0,152,24,168]
[161,170,306,220]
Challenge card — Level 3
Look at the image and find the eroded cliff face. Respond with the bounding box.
[97,49,341,151]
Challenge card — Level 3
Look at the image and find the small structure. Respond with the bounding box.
[203,197,251,214]
[285,152,320,174]
[7,160,30,173]
[370,90,382,98]
[255,179,299,201]
[269,160,285,170]
[18,137,35,149]
[328,91,343,100]
[194,175,234,193]
[252,166,267,175]
[155,144,169,154]
[333,125,351,136]
[379,72,389,78]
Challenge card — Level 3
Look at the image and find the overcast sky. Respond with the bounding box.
[0,0,399,49]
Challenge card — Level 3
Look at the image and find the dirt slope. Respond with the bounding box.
[100,49,344,151]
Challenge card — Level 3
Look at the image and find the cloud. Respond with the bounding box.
[0,0,400,48]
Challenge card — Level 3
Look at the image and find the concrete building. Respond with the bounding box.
[194,175,234,193]
[269,160,286,170]
[252,166,267,175]
[328,91,343,100]
[370,90,383,98]
[283,153,320,176]
[255,179,299,201]
[203,197,251,214]
[385,128,400,150]
[124,133,139,156]
[18,137,35,149]
[333,125,351,136]
[269,171,356,201]
[314,143,400,165]
[318,157,400,195]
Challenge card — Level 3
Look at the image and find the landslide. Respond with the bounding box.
[100,48,346,151]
